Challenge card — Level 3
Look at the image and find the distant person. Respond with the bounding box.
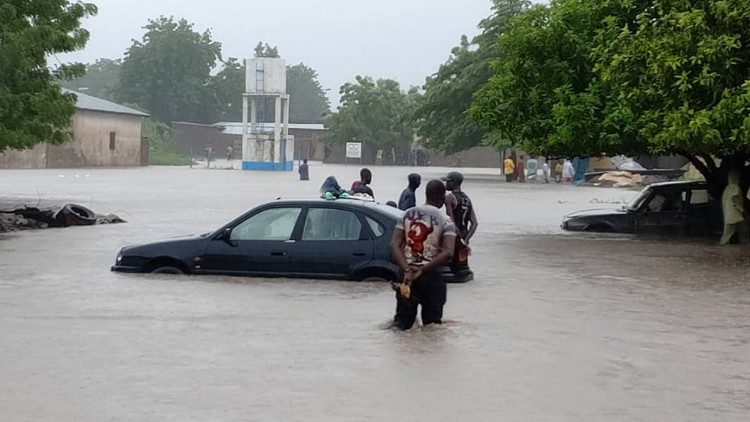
[226,145,234,161]
[720,170,749,245]
[562,159,575,184]
[526,157,539,182]
[398,173,422,211]
[554,161,563,183]
[298,159,309,181]
[503,156,515,182]
[542,161,550,183]
[443,171,478,272]
[516,155,526,183]
[390,180,456,330]
[376,149,383,166]
[351,168,374,198]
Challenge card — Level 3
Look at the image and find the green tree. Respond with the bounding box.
[0,0,97,151]
[209,57,244,122]
[117,16,222,124]
[471,0,646,159]
[287,63,330,122]
[596,0,750,195]
[411,0,531,154]
[325,76,412,162]
[63,58,121,101]
[254,42,279,58]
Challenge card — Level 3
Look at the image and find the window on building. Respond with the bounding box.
[109,131,116,150]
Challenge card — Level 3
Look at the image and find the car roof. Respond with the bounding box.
[646,180,707,189]
[270,197,404,219]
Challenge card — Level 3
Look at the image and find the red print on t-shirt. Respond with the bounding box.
[406,219,433,260]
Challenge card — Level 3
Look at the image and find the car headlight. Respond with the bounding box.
[116,252,123,264]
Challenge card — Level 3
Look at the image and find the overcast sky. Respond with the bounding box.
[59,0,496,105]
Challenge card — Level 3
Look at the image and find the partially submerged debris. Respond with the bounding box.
[0,203,125,233]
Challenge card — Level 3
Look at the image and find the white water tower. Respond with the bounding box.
[241,58,293,171]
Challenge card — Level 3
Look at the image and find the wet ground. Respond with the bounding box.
[1,164,748,421]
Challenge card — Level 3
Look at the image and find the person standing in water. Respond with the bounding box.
[398,173,421,211]
[390,180,456,330]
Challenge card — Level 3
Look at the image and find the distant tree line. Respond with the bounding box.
[63,17,330,125]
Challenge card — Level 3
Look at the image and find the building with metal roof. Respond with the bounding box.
[0,89,149,168]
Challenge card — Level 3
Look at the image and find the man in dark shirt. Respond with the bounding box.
[351,168,374,198]
[443,172,478,273]
[398,173,421,211]
[298,159,309,181]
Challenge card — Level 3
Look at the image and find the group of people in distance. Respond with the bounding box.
[503,155,577,184]
[300,161,478,330]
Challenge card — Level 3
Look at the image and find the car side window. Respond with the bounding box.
[230,207,301,241]
[302,208,362,241]
[690,189,709,204]
[366,216,385,238]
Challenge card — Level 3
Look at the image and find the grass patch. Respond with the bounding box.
[143,119,193,166]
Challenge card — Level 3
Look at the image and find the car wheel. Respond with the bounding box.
[150,266,185,274]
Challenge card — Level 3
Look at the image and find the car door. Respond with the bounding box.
[635,189,689,234]
[288,206,374,278]
[201,206,303,276]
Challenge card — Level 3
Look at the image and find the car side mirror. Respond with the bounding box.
[216,227,232,241]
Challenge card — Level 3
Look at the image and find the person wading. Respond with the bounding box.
[503,156,515,182]
[443,171,478,273]
[398,173,421,211]
[351,168,374,198]
[390,180,456,330]
[298,159,309,181]
[720,169,749,244]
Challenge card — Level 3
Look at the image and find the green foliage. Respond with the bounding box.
[411,0,531,154]
[325,76,412,151]
[0,0,97,152]
[596,0,750,161]
[143,118,191,165]
[62,58,121,101]
[471,0,645,158]
[117,16,222,124]
[254,42,279,58]
[209,57,244,122]
[287,63,330,122]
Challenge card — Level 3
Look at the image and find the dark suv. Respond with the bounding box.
[562,181,721,235]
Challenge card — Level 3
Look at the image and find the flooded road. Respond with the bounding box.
[1,164,748,421]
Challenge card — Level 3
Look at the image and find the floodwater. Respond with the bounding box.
[1,164,748,421]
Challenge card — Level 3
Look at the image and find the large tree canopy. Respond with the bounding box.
[410,0,531,154]
[117,17,222,124]
[472,0,750,195]
[325,76,412,156]
[0,0,97,151]
[597,0,750,194]
[62,58,121,101]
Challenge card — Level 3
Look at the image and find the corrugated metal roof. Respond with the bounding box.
[62,88,149,117]
[214,122,325,135]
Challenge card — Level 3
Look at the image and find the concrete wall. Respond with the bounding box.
[0,144,47,169]
[0,110,143,168]
[171,122,237,157]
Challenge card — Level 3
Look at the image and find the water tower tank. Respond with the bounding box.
[245,58,287,95]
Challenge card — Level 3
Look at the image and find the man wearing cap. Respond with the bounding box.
[443,172,478,271]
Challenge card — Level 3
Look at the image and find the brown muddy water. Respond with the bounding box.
[1,164,748,421]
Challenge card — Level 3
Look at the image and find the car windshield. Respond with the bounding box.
[628,187,652,211]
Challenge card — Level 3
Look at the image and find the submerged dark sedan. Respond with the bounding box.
[112,198,472,282]
[562,181,721,235]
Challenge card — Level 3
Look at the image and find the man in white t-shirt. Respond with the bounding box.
[390,180,457,330]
